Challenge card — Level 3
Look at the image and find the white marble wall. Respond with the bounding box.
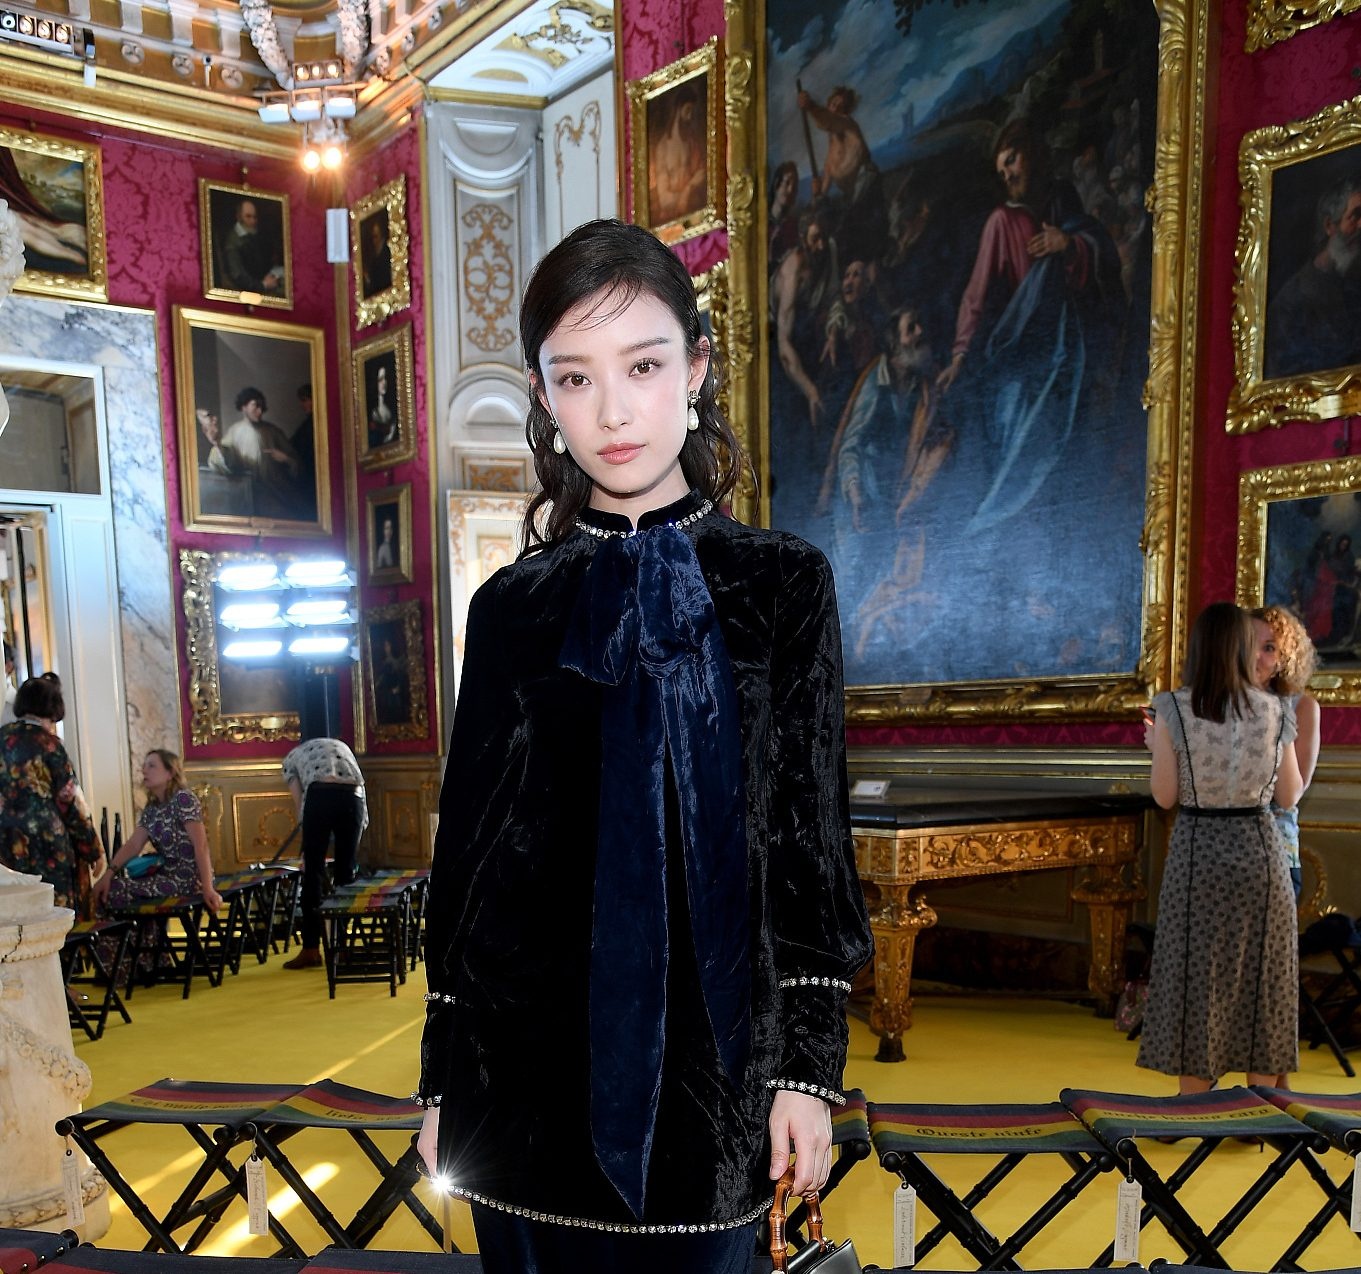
[0,297,178,815]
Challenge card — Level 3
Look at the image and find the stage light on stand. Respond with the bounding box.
[289,634,350,657]
[219,600,283,629]
[222,637,284,660]
[285,558,351,588]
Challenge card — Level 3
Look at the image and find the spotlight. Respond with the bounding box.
[295,63,311,81]
[301,146,321,173]
[321,143,343,170]
[285,558,351,587]
[258,100,290,123]
[218,562,279,591]
[220,601,282,629]
[323,94,356,120]
[289,95,322,122]
[222,638,283,660]
[288,634,349,657]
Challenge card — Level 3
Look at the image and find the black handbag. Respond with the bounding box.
[768,1165,863,1273]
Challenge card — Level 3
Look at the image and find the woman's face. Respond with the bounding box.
[1252,618,1279,689]
[142,752,172,793]
[535,287,708,514]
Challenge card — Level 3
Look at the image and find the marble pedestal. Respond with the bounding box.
[0,865,109,1239]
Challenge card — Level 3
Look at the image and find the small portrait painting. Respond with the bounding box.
[362,600,428,744]
[174,307,330,537]
[627,39,724,246]
[366,483,413,585]
[199,181,292,309]
[353,324,416,469]
[0,124,107,301]
[350,176,412,329]
[1262,150,1361,383]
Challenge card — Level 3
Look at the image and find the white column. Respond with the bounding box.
[0,866,109,1238]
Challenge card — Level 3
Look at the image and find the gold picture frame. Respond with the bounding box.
[0,123,107,302]
[198,179,293,309]
[353,322,417,470]
[366,482,414,585]
[723,0,1206,722]
[173,306,332,537]
[627,36,725,245]
[179,548,302,746]
[1228,93,1361,434]
[1236,455,1361,705]
[351,175,412,330]
[1245,0,1361,50]
[361,598,429,745]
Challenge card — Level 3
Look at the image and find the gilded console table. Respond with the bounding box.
[852,792,1148,1062]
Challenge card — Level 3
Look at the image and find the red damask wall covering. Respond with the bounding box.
[617,0,1361,752]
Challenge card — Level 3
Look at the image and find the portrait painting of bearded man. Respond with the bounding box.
[1263,153,1361,383]
[200,181,292,309]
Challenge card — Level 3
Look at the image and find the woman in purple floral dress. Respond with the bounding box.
[0,675,103,910]
[94,750,222,912]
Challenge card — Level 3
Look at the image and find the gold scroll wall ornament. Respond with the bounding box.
[1245,0,1361,50]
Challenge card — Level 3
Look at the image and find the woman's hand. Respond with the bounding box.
[417,1106,440,1179]
[201,883,223,912]
[91,871,112,906]
[768,1089,832,1197]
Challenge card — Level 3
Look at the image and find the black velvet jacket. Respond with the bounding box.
[418,490,873,1231]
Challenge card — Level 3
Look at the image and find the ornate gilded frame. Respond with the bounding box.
[1236,455,1361,705]
[694,260,743,492]
[722,0,1205,722]
[172,305,332,537]
[361,598,429,745]
[447,490,526,692]
[1245,0,1361,50]
[353,322,417,470]
[179,548,301,746]
[366,482,414,586]
[627,36,725,245]
[197,179,293,310]
[351,175,412,330]
[1228,93,1361,433]
[0,123,107,303]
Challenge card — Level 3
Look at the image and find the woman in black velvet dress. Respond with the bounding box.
[416,219,872,1274]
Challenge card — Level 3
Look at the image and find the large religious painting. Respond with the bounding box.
[729,0,1208,718]
[1228,94,1361,433]
[173,307,331,537]
[0,124,107,302]
[1237,455,1361,706]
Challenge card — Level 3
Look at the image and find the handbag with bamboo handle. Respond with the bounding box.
[768,1164,863,1272]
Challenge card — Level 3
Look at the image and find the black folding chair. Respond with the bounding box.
[61,919,133,1040]
[1061,1085,1328,1268]
[55,1078,305,1254]
[867,1100,1114,1268]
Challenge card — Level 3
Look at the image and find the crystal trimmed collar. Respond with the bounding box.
[574,495,714,540]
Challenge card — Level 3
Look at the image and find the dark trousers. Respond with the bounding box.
[299,783,363,947]
[471,1205,757,1274]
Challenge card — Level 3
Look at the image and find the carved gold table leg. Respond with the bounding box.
[868,885,937,1063]
[1073,863,1144,1017]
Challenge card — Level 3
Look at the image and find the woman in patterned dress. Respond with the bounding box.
[1139,602,1304,1093]
[0,674,103,909]
[93,750,222,912]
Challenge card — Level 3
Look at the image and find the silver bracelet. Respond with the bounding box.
[411,1093,442,1108]
[778,976,852,992]
[423,992,457,1005]
[766,1078,846,1105]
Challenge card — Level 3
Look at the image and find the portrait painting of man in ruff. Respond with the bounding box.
[765,0,1157,689]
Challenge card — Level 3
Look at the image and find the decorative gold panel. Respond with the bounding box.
[1245,0,1361,50]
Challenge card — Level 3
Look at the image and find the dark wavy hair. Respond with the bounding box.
[518,219,743,554]
[14,673,64,723]
[1184,602,1255,724]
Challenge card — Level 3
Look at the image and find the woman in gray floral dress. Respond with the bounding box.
[1139,602,1304,1092]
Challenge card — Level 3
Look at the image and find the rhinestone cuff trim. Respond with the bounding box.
[423,992,457,1004]
[767,1078,847,1106]
[445,1185,772,1233]
[574,499,714,539]
[778,976,852,992]
[412,1094,442,1107]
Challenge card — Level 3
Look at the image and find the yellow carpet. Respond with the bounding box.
[69,956,1361,1268]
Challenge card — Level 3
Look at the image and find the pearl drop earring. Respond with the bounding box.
[551,419,567,455]
[686,391,700,432]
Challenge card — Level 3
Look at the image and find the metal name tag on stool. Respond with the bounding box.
[769,1165,864,1273]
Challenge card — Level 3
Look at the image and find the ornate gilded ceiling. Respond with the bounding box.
[0,0,613,154]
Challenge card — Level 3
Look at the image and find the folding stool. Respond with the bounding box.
[300,1248,482,1272]
[32,1251,306,1273]
[1060,1085,1327,1268]
[320,879,420,997]
[1300,943,1361,1077]
[868,1100,1115,1268]
[0,1225,80,1271]
[61,919,133,1040]
[241,1080,447,1252]
[1252,1085,1361,1269]
[54,1078,305,1254]
[109,897,225,999]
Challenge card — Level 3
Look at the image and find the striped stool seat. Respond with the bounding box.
[108,894,239,999]
[302,1248,482,1271]
[55,1079,307,1256]
[243,1081,446,1253]
[1253,1086,1361,1268]
[868,1101,1112,1268]
[34,1250,307,1273]
[0,1225,79,1270]
[1062,1086,1327,1267]
[321,877,425,997]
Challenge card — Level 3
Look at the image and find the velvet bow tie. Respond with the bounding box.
[560,523,751,1220]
